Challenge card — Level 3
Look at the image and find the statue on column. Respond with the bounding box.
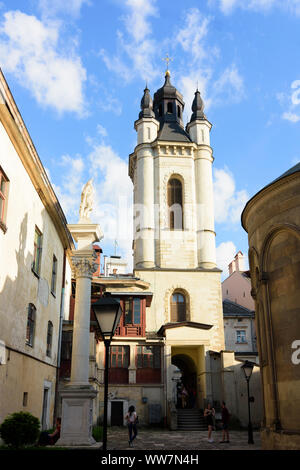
[79,179,94,222]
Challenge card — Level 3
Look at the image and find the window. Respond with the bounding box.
[177,105,181,118]
[51,255,57,295]
[124,298,141,325]
[110,346,129,368]
[32,227,42,276]
[23,392,28,407]
[167,102,173,113]
[136,345,161,383]
[46,321,53,357]
[26,304,36,347]
[170,292,186,322]
[109,346,129,384]
[0,167,9,232]
[137,346,161,369]
[167,178,183,230]
[236,330,247,343]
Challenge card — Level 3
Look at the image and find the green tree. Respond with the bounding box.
[0,411,40,448]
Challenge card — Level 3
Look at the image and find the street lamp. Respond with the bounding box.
[92,293,122,452]
[241,360,255,444]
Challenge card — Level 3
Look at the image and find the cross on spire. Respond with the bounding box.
[162,53,173,73]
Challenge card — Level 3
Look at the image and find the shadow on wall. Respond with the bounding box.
[223,360,263,429]
[0,210,57,426]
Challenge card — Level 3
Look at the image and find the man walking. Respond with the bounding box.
[220,401,230,443]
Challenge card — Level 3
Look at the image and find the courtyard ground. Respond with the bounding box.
[106,427,261,451]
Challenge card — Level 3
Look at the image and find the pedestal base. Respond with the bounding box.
[56,385,98,447]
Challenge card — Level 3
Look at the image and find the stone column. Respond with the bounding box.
[187,118,217,269]
[56,223,103,447]
[135,145,155,268]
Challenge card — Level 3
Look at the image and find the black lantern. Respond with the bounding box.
[92,295,122,341]
[241,360,255,444]
[92,293,122,452]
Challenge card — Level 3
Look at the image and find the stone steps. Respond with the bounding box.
[177,409,207,431]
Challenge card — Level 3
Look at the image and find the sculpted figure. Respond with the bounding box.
[79,179,94,222]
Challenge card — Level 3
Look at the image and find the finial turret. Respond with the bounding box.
[139,86,155,119]
[190,89,205,121]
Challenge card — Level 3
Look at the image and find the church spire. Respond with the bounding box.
[139,85,155,119]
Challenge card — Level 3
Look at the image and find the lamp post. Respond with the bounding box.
[241,360,254,444]
[92,293,122,452]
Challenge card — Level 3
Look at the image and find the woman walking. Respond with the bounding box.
[125,405,138,447]
[204,403,215,443]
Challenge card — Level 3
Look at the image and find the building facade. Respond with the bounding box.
[222,251,254,310]
[0,69,73,430]
[242,162,300,449]
[223,299,257,361]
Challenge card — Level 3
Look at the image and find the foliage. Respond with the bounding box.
[0,412,40,448]
[92,425,103,442]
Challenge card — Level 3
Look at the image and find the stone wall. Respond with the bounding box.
[242,170,300,449]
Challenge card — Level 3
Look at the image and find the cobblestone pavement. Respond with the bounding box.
[107,427,261,451]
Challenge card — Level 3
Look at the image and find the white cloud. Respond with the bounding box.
[176,9,210,63]
[100,0,160,83]
[0,11,87,115]
[212,64,245,104]
[37,0,89,18]
[97,124,108,137]
[213,167,249,224]
[52,154,85,219]
[282,111,300,123]
[124,0,158,43]
[175,12,244,115]
[216,0,300,16]
[87,143,133,269]
[216,241,237,277]
[53,136,134,269]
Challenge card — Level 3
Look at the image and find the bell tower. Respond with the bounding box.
[129,71,217,270]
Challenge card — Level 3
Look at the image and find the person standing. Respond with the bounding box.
[204,403,215,443]
[181,384,189,409]
[125,405,138,447]
[220,401,230,443]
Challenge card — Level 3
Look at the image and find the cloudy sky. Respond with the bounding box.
[1,0,299,276]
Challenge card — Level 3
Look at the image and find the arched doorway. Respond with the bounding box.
[172,354,197,409]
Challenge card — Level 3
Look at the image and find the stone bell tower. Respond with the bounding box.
[129,70,216,270]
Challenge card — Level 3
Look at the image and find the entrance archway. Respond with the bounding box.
[172,354,197,409]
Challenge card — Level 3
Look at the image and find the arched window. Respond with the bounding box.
[26,303,36,347]
[177,105,181,118]
[167,178,183,230]
[46,321,53,357]
[167,102,173,114]
[171,292,186,322]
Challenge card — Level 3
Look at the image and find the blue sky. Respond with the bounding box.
[0,0,299,276]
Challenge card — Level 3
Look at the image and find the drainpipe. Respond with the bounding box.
[53,249,67,424]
